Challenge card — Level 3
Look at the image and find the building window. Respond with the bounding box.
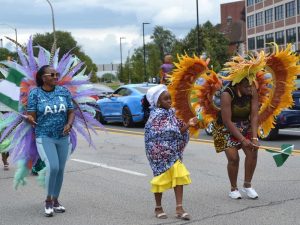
[248,37,255,50]
[275,31,285,44]
[256,12,264,26]
[256,35,264,48]
[298,27,300,42]
[247,15,255,28]
[247,0,254,6]
[275,5,284,20]
[286,28,296,43]
[265,33,274,44]
[286,1,295,17]
[265,8,273,24]
[298,0,300,14]
[255,0,262,3]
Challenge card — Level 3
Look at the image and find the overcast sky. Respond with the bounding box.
[0,0,241,64]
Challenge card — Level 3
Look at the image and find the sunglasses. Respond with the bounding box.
[43,72,60,78]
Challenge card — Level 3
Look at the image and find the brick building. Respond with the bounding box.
[246,0,300,52]
[218,1,246,55]
[221,1,246,24]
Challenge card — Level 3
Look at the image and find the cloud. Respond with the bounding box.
[0,0,243,64]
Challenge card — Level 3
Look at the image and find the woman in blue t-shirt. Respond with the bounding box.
[26,65,75,217]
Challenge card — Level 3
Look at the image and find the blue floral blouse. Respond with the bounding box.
[144,107,189,176]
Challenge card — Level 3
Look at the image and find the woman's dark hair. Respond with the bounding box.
[142,95,151,121]
[36,65,50,87]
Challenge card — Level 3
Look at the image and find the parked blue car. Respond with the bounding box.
[262,89,300,140]
[96,83,157,127]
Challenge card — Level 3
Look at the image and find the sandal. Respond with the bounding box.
[155,206,167,219]
[175,204,190,220]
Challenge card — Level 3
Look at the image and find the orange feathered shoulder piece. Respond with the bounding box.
[168,44,300,137]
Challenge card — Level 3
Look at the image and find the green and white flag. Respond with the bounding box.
[0,68,24,111]
[266,144,294,167]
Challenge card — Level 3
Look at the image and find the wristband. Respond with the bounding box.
[251,137,258,141]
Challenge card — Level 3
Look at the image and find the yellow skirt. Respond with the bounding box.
[150,160,191,193]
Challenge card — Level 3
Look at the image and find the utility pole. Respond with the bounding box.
[142,22,150,82]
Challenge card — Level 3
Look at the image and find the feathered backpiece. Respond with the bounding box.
[168,43,300,137]
[221,50,266,85]
[0,37,103,185]
[258,44,300,136]
[167,54,210,136]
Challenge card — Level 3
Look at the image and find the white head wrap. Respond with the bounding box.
[146,84,167,107]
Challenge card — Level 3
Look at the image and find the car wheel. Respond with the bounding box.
[97,111,106,124]
[260,128,278,141]
[122,107,134,127]
[205,122,214,136]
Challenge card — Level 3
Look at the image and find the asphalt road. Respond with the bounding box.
[104,123,300,150]
[1,125,300,225]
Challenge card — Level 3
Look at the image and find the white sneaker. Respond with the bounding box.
[44,201,53,217]
[229,190,242,199]
[44,206,53,217]
[242,187,258,199]
[53,203,65,213]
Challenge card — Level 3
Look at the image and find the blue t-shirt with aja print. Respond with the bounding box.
[27,86,74,138]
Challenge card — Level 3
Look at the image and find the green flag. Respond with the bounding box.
[0,68,24,111]
[266,144,294,167]
[196,107,203,121]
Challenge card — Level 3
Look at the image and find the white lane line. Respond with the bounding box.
[281,129,300,133]
[71,158,147,177]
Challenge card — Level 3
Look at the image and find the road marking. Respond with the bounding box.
[96,127,300,151]
[71,158,147,177]
[98,127,213,143]
[100,127,144,135]
[281,129,300,133]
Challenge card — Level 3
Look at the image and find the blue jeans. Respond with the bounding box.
[36,136,70,198]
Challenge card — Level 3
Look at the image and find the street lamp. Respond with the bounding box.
[0,23,18,52]
[196,0,200,56]
[45,0,57,50]
[120,37,126,81]
[142,22,150,82]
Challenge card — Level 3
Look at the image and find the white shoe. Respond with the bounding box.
[242,187,258,199]
[229,190,242,199]
[53,204,65,213]
[44,201,53,217]
[44,206,53,217]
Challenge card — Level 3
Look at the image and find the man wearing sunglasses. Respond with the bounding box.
[26,65,74,217]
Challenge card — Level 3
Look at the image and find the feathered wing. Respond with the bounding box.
[168,44,299,138]
[0,37,104,188]
[193,71,223,125]
[258,44,300,136]
[167,54,211,136]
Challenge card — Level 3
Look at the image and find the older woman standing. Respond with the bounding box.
[26,65,75,217]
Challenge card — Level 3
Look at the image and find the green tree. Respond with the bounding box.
[117,47,144,83]
[101,73,116,82]
[151,26,177,61]
[33,31,98,82]
[0,48,17,61]
[118,21,230,83]
[146,43,161,81]
[0,48,17,79]
[180,21,230,71]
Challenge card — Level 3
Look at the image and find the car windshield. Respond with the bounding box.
[134,86,156,94]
